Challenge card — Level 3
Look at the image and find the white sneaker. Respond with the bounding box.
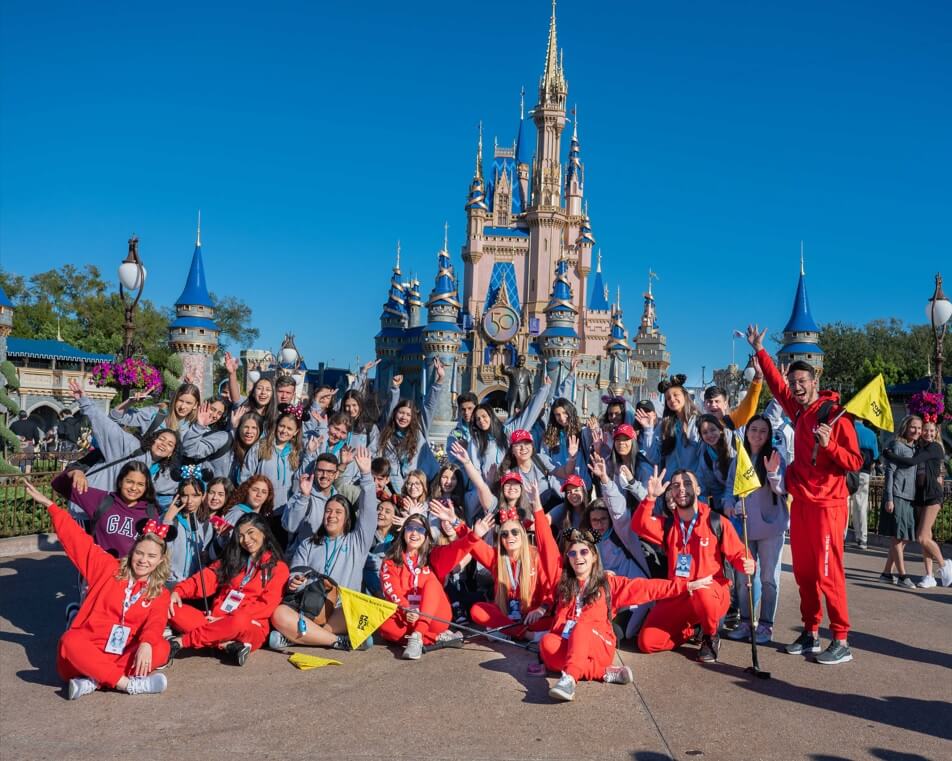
[125,673,167,696]
[938,559,952,588]
[603,665,633,685]
[402,632,423,660]
[917,575,937,589]
[549,672,576,701]
[67,677,98,700]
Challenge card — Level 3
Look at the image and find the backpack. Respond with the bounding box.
[643,508,727,580]
[606,529,653,580]
[87,493,159,536]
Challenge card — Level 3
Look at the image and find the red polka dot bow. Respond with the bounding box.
[142,519,170,539]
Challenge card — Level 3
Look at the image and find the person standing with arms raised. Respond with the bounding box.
[746,325,862,665]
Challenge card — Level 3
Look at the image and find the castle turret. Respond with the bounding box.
[540,257,579,377]
[423,225,463,438]
[605,287,631,385]
[532,0,568,209]
[778,244,824,370]
[515,88,532,211]
[632,270,670,395]
[168,215,219,399]
[588,250,610,311]
[565,108,583,218]
[407,276,424,329]
[375,243,409,377]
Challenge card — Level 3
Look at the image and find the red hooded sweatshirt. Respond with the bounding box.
[757,349,863,508]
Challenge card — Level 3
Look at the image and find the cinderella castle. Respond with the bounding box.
[375,1,670,436]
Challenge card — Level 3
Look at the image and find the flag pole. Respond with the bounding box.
[396,605,536,651]
[740,496,770,680]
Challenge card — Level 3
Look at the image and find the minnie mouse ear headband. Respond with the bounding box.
[658,374,688,394]
[601,394,626,407]
[135,518,178,543]
[282,403,305,422]
[498,471,524,487]
[613,423,636,440]
[509,429,534,446]
[497,506,521,524]
[179,464,210,486]
[561,474,585,492]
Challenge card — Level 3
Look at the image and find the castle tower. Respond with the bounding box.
[540,257,579,377]
[168,216,220,400]
[632,270,670,397]
[407,277,424,329]
[463,123,490,309]
[778,244,824,370]
[423,225,463,438]
[604,287,632,387]
[515,89,532,211]
[564,109,583,218]
[588,250,610,311]
[375,244,409,384]
[0,284,12,363]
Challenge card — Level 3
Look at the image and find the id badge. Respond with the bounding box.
[104,624,131,654]
[675,553,692,578]
[221,589,245,613]
[561,620,576,640]
[508,599,521,621]
[407,593,422,612]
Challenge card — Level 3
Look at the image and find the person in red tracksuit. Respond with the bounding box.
[23,482,172,699]
[168,512,289,666]
[633,468,755,663]
[439,479,560,644]
[378,512,463,660]
[544,527,704,702]
[747,325,863,665]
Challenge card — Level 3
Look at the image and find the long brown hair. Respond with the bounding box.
[115,535,172,599]
[379,400,424,460]
[556,533,608,609]
[385,519,434,567]
[225,475,275,517]
[257,412,303,470]
[165,382,201,430]
[660,378,699,457]
[543,399,583,451]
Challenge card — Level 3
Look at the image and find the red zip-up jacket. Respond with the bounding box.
[632,499,748,585]
[380,553,445,625]
[49,504,169,648]
[757,349,863,507]
[549,574,687,644]
[174,554,289,625]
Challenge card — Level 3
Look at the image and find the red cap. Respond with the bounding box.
[509,429,534,445]
[561,474,585,492]
[499,471,524,486]
[614,423,636,440]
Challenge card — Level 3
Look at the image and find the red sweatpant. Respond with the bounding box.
[470,602,552,640]
[57,629,171,688]
[540,626,614,681]
[170,605,268,652]
[378,585,451,645]
[790,500,850,639]
[637,584,730,653]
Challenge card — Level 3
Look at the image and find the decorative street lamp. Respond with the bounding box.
[925,272,952,394]
[118,235,147,362]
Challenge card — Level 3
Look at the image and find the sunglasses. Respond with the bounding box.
[404,524,427,536]
[567,548,592,559]
[315,468,338,476]
[498,529,521,539]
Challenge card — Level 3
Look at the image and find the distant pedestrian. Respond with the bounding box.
[879,415,921,588]
[849,419,880,549]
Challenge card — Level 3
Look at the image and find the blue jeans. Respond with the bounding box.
[738,532,785,625]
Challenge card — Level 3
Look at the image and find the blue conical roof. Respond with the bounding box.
[0,284,12,308]
[783,273,819,333]
[382,266,407,319]
[516,116,533,166]
[545,259,578,317]
[175,244,214,308]
[589,253,609,311]
[427,248,461,310]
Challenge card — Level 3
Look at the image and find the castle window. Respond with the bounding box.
[199,329,206,335]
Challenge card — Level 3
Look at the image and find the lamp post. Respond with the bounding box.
[925,272,952,394]
[118,235,147,361]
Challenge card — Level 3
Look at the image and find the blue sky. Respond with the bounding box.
[2,0,950,384]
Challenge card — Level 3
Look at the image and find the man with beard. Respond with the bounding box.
[632,468,754,663]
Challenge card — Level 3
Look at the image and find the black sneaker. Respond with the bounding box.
[225,642,251,666]
[686,624,703,646]
[784,631,821,655]
[697,634,720,663]
[722,608,741,632]
[815,640,852,665]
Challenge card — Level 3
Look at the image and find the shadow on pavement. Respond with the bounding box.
[0,554,71,687]
[477,648,551,704]
[734,676,952,743]
[630,752,673,760]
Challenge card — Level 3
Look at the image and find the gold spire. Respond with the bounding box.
[539,0,566,104]
[475,121,483,180]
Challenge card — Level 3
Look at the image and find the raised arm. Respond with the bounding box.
[746,324,797,419]
[450,441,495,512]
[43,498,118,585]
[74,387,141,461]
[507,376,550,433]
[420,358,446,434]
[352,449,380,552]
[378,375,403,428]
[224,353,242,411]
[729,375,763,428]
[630,467,669,545]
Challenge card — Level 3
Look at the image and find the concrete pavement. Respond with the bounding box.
[1,543,950,761]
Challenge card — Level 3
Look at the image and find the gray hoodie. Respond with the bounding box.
[723,457,788,541]
[108,404,194,439]
[281,480,361,552]
[467,382,550,481]
[380,382,444,493]
[163,511,214,584]
[179,424,233,479]
[290,473,378,590]
[240,442,305,509]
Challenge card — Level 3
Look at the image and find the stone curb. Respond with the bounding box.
[0,532,61,558]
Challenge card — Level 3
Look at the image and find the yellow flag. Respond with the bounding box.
[339,587,398,650]
[288,653,342,670]
[844,374,894,432]
[733,434,762,498]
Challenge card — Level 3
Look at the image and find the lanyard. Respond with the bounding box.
[679,513,699,554]
[277,443,290,484]
[404,553,422,591]
[239,557,258,589]
[120,579,145,626]
[175,514,195,571]
[324,537,342,577]
[572,591,584,621]
[504,558,521,598]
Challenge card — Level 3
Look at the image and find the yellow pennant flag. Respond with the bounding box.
[288,653,342,670]
[844,374,894,432]
[339,586,398,650]
[733,434,762,498]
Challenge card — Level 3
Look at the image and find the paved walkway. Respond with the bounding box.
[1,543,950,761]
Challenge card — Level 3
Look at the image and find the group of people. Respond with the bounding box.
[25,326,948,704]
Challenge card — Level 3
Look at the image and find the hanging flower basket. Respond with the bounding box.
[90,358,164,394]
[907,390,948,423]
